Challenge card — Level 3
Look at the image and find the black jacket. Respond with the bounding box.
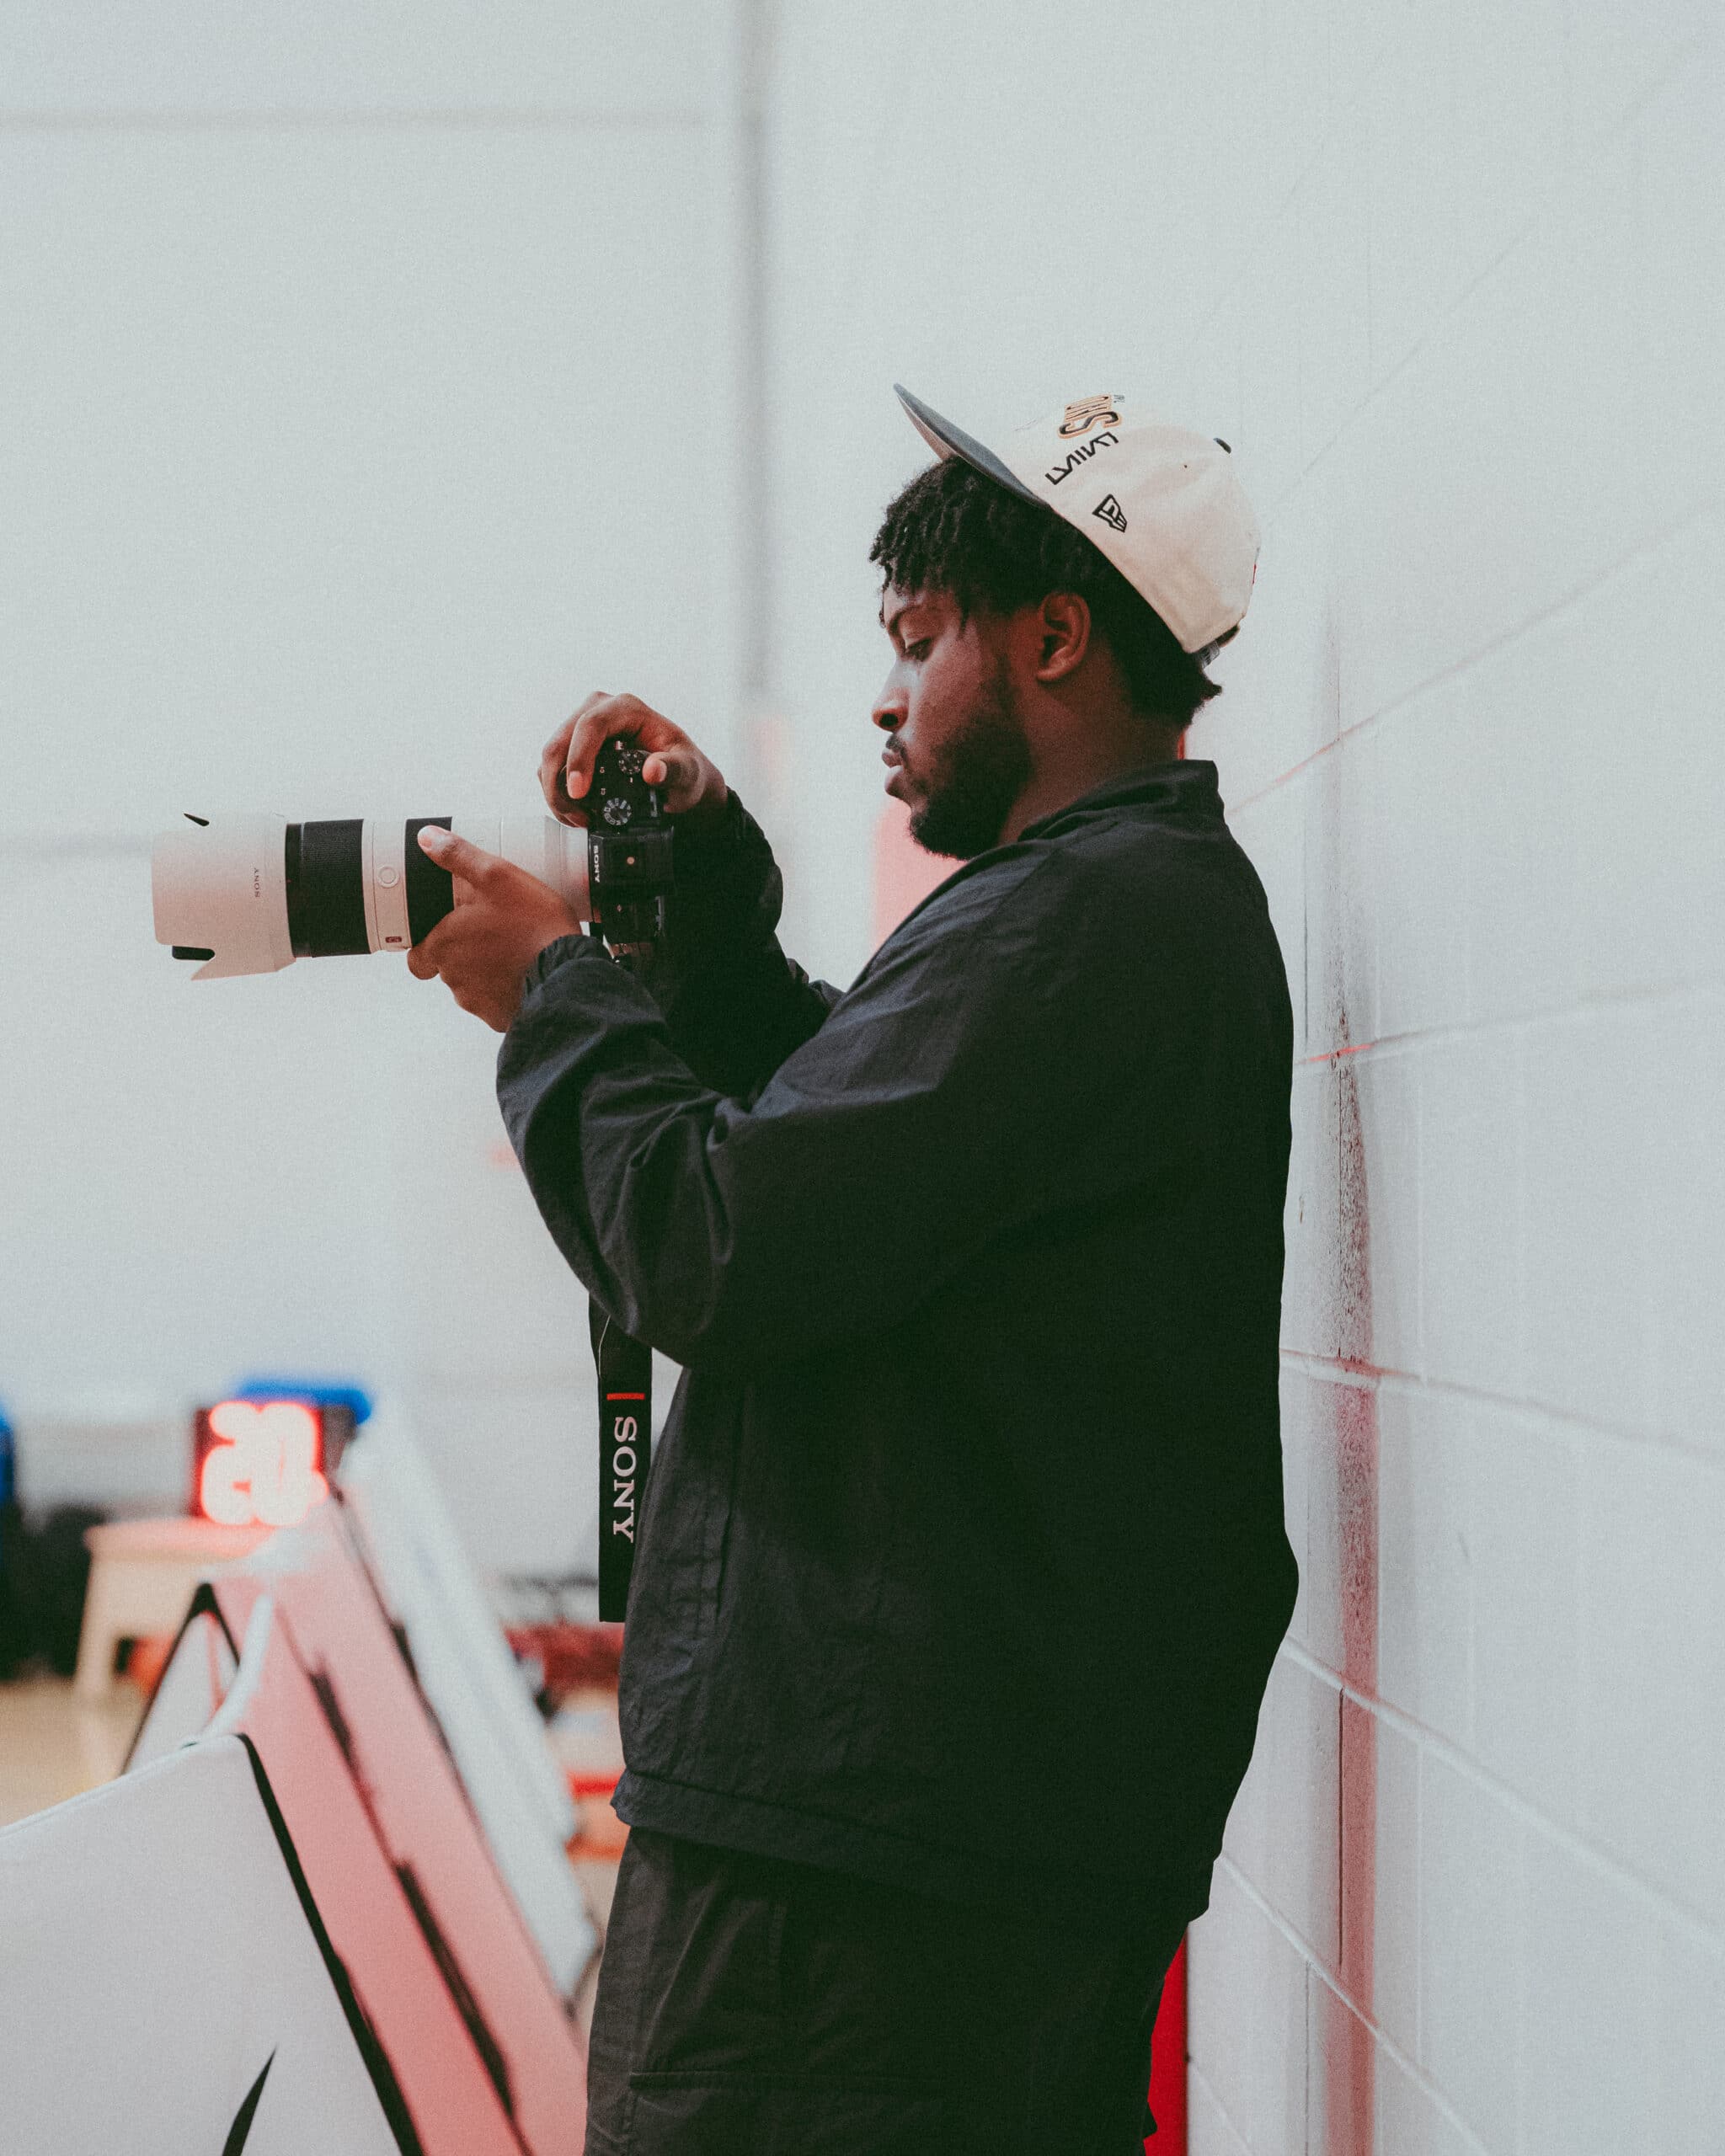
[497,758,1297,1929]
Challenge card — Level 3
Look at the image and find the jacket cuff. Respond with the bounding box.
[523,931,602,995]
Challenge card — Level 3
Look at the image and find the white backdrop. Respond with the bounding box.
[0,3,746,1570]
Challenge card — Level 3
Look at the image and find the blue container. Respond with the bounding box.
[231,1376,372,1426]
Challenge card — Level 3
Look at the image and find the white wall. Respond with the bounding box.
[0,2,743,1570]
[758,3,1724,2150]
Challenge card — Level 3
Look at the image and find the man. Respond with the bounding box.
[411,386,1298,2154]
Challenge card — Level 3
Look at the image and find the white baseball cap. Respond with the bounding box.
[894,384,1259,654]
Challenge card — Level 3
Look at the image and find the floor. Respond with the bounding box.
[0,1673,142,1828]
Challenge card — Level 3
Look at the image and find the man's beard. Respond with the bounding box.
[905,663,1033,860]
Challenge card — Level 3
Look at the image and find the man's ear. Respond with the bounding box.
[1032,591,1092,685]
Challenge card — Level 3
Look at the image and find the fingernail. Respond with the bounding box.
[570,770,590,798]
[419,825,451,855]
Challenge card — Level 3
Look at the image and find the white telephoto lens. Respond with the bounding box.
[152,814,294,980]
[153,813,589,979]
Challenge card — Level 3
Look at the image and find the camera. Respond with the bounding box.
[152,740,675,979]
[151,813,589,979]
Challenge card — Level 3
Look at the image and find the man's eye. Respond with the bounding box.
[906,640,932,660]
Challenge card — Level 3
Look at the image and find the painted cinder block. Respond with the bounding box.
[1296,129,1373,472]
[1375,1385,1473,1751]
[1188,1862,1309,2156]
[1186,2067,1253,2156]
[1520,1011,1653,1434]
[1519,1827,1658,2156]
[1654,1916,1725,2156]
[1418,1755,1525,2146]
[1374,2043,1484,2156]
[1362,7,1472,386]
[1563,0,1712,153]
[1450,632,1582,1033]
[1470,1403,1583,1826]
[1368,1715,1422,2068]
[1417,1032,1525,1402]
[1579,1435,1725,1929]
[1367,692,1474,1045]
[1336,98,1714,741]
[1221,1652,1341,1972]
[1547,520,1725,1011]
[1237,201,1311,520]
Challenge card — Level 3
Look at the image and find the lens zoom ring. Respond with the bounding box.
[287,820,369,957]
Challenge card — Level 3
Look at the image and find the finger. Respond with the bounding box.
[406,942,438,981]
[563,694,680,803]
[640,750,675,787]
[417,825,503,889]
[639,745,702,803]
[540,695,611,821]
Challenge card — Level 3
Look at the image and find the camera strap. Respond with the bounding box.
[590,1301,651,1622]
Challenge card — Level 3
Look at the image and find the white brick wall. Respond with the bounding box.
[761,3,1725,2145]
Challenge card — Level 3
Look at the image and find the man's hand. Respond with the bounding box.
[541,692,729,828]
[407,827,581,1033]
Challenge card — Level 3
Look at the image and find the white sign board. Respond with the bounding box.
[0,1739,403,2153]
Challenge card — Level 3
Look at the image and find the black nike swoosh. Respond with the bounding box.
[224,2052,275,2154]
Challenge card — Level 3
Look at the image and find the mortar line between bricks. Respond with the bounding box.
[1225,499,1717,821]
[1184,2061,1255,2155]
[1211,1852,1498,2156]
[1199,30,1710,544]
[1269,1637,1725,1956]
[1169,40,1399,404]
[1278,1347,1725,1475]
[1279,969,1725,1067]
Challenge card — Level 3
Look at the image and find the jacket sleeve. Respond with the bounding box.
[496,847,1200,1370]
[631,789,841,1100]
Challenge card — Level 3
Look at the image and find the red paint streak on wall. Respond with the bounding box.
[1327,1003,1379,2153]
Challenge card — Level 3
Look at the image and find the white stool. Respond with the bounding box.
[72,1518,268,1700]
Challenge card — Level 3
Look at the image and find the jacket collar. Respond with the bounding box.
[1016,758,1224,844]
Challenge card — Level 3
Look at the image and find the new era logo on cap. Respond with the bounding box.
[894,382,1260,653]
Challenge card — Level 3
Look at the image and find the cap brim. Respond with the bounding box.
[893,384,1040,508]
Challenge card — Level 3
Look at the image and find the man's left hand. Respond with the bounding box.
[407,827,582,1033]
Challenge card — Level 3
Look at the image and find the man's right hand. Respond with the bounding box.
[541,693,729,830]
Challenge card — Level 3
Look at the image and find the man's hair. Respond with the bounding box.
[869,456,1226,728]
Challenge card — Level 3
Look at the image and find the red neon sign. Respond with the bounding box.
[194,1399,328,1529]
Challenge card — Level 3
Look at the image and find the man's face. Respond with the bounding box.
[873,586,1033,859]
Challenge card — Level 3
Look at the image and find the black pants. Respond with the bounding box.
[584,1828,1187,2156]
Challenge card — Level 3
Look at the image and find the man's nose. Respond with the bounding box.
[871,673,907,733]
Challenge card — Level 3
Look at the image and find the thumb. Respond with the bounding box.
[417,824,501,889]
